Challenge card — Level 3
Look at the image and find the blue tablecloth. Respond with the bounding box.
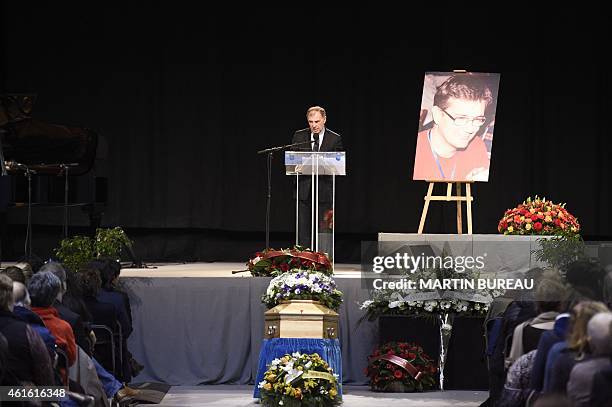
[253,338,342,398]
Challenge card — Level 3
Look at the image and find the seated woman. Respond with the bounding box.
[543,301,609,394]
[567,312,612,407]
[28,271,77,383]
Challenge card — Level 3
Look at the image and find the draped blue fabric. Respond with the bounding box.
[253,338,342,398]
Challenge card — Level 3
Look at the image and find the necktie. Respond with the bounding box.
[312,134,320,151]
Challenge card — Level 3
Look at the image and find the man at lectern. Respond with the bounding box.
[291,106,343,250]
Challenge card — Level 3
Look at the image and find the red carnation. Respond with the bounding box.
[554,218,561,226]
[533,222,543,232]
[393,370,403,379]
[280,263,289,272]
[407,352,416,360]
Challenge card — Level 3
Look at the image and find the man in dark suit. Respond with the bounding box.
[291,106,343,251]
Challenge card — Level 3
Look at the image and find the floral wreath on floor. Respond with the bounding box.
[247,246,333,277]
[366,342,437,392]
[498,196,580,236]
[259,352,341,407]
[262,270,343,311]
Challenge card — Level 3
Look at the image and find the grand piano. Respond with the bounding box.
[1,93,107,260]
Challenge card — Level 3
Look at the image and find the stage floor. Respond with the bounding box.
[145,385,487,406]
[120,262,362,278]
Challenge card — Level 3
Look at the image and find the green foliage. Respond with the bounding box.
[533,233,587,273]
[55,235,94,273]
[95,227,133,258]
[54,227,132,272]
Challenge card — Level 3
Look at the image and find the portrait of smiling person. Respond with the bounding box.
[413,72,500,182]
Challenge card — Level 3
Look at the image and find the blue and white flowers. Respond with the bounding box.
[262,270,343,310]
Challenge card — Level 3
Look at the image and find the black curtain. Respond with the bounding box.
[1,6,610,261]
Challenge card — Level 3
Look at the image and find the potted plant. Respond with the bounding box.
[55,227,133,272]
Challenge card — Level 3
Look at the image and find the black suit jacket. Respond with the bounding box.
[54,301,92,355]
[291,128,344,202]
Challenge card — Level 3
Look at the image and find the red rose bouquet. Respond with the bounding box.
[247,246,333,277]
[498,196,580,237]
[365,342,437,392]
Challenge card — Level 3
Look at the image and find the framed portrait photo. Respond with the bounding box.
[413,71,500,182]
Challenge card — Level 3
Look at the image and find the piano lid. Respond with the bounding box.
[1,94,98,176]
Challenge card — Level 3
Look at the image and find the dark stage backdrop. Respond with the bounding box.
[1,5,610,261]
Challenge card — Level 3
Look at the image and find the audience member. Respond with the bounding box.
[565,259,606,304]
[529,312,570,392]
[567,312,612,407]
[603,265,612,309]
[40,261,95,354]
[11,281,57,356]
[485,269,542,405]
[28,272,77,369]
[506,278,566,367]
[2,266,26,284]
[498,350,537,407]
[87,258,132,337]
[0,274,55,386]
[543,301,609,394]
[13,262,34,283]
[80,267,126,379]
[62,269,94,325]
[590,355,612,407]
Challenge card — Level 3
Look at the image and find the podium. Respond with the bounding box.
[285,152,346,263]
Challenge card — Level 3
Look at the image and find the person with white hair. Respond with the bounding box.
[567,311,612,407]
[11,280,57,354]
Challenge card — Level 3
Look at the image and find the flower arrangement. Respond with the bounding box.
[262,270,343,311]
[365,342,437,392]
[497,196,580,236]
[358,262,503,320]
[359,297,492,320]
[247,246,332,277]
[258,352,341,407]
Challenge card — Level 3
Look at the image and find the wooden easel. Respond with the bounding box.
[418,181,474,234]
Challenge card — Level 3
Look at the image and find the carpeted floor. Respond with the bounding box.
[136,385,488,406]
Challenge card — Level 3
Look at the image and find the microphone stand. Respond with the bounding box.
[58,163,79,238]
[257,139,314,250]
[0,132,7,177]
[0,133,6,266]
[3,161,42,265]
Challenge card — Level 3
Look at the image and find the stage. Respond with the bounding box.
[121,262,363,278]
[143,385,487,406]
[120,262,379,387]
[120,260,490,391]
